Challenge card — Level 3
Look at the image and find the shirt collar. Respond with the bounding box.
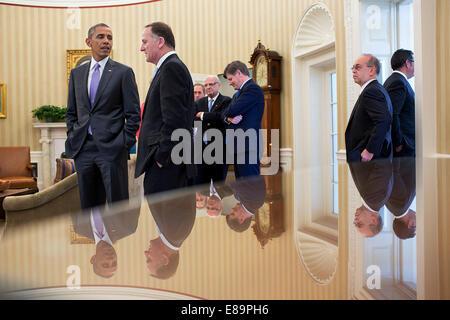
[361,197,378,213]
[156,51,176,70]
[210,182,222,200]
[156,223,180,251]
[239,78,251,91]
[360,78,377,93]
[90,56,109,71]
[393,70,408,80]
[208,93,220,103]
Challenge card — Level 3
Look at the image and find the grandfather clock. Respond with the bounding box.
[249,41,284,248]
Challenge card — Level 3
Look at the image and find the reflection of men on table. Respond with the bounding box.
[222,61,265,178]
[349,159,393,238]
[225,176,266,233]
[383,49,415,157]
[65,23,141,212]
[135,22,195,195]
[144,192,196,279]
[345,54,392,163]
[194,75,232,185]
[386,157,416,239]
[71,204,141,278]
[205,182,233,218]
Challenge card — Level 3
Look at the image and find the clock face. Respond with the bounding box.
[255,55,268,87]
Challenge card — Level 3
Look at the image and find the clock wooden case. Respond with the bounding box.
[250,42,282,166]
[249,42,284,248]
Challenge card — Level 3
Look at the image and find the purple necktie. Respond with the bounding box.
[88,63,100,135]
[92,209,104,238]
[90,63,100,107]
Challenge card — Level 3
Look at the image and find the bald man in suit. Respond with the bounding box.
[346,54,392,163]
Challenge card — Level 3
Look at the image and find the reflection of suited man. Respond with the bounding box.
[222,61,265,178]
[349,158,393,237]
[226,176,266,232]
[135,22,195,195]
[65,23,141,210]
[71,205,141,243]
[383,49,415,157]
[346,54,392,163]
[194,75,232,185]
[71,204,141,278]
[386,157,416,239]
[145,192,196,279]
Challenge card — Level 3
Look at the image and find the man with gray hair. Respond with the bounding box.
[135,21,195,194]
[194,75,231,184]
[345,54,393,163]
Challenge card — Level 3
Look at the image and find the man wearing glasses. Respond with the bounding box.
[194,75,231,185]
[345,54,393,163]
[383,49,415,157]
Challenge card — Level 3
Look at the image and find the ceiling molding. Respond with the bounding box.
[0,0,161,9]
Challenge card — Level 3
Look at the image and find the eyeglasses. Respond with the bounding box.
[351,64,374,71]
[204,82,218,87]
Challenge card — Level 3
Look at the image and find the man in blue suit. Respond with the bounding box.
[222,61,265,178]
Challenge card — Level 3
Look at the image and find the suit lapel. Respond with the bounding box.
[82,63,91,107]
[210,94,220,112]
[92,59,114,109]
[142,54,178,120]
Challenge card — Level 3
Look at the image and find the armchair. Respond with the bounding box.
[0,146,38,191]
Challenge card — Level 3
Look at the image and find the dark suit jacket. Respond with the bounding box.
[386,157,416,216]
[229,175,266,214]
[194,93,232,141]
[345,80,393,162]
[148,192,196,248]
[135,54,195,178]
[383,72,415,154]
[65,58,141,161]
[71,204,141,243]
[348,159,393,211]
[223,79,265,155]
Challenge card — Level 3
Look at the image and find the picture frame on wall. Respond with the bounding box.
[66,49,92,85]
[0,83,6,119]
[66,49,113,85]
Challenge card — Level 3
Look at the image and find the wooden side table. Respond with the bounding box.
[0,188,37,220]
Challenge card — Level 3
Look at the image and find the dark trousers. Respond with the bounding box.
[143,161,187,195]
[223,151,260,179]
[74,135,129,210]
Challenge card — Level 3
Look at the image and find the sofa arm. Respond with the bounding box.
[3,173,78,211]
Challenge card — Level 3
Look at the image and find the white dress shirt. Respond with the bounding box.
[87,56,109,97]
[90,211,113,245]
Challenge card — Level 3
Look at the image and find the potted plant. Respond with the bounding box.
[32,105,67,122]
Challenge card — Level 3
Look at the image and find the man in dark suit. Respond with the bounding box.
[386,157,416,239]
[65,23,141,211]
[71,202,141,278]
[144,192,196,279]
[135,22,195,195]
[194,75,232,185]
[225,175,266,233]
[349,158,393,238]
[345,54,393,163]
[222,61,265,178]
[383,49,415,157]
